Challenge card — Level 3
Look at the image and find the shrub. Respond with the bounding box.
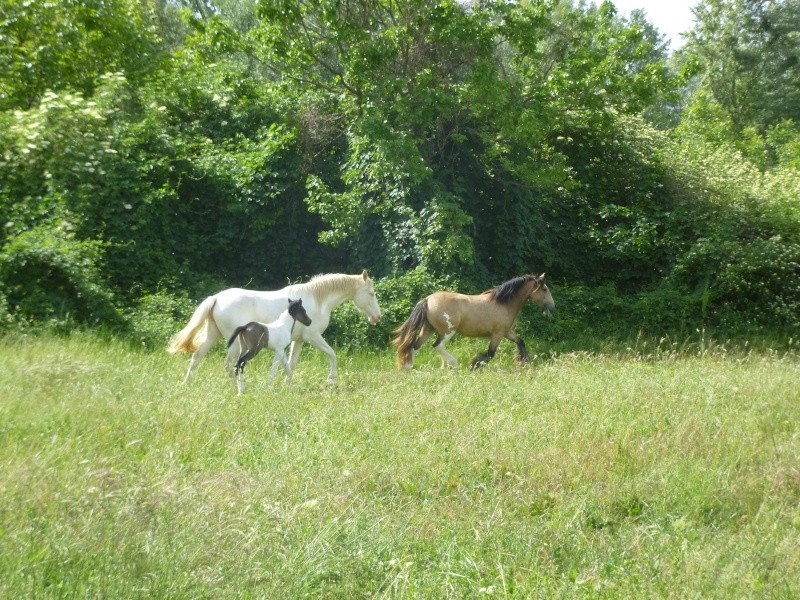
[713,238,800,332]
[325,267,451,352]
[0,225,122,331]
[631,283,704,336]
[127,290,197,350]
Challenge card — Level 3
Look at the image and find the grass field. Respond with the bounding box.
[1,333,798,598]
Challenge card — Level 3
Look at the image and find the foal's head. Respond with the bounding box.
[287,298,313,326]
[528,274,555,314]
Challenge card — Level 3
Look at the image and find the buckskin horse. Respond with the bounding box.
[393,274,554,370]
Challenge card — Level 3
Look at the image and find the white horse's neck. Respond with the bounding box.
[303,274,359,314]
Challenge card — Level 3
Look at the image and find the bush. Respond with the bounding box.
[713,238,800,332]
[324,267,451,352]
[127,290,197,350]
[0,225,122,331]
[631,283,704,336]
[0,289,15,334]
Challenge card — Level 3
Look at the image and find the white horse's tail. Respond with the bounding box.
[167,296,217,354]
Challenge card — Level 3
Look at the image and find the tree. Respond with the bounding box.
[0,0,163,110]
[684,0,800,133]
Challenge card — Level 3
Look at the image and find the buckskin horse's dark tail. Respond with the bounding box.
[392,298,429,369]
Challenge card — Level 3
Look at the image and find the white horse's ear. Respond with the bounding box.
[362,269,369,281]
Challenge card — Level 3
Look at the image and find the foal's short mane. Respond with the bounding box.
[488,275,539,304]
[305,273,361,303]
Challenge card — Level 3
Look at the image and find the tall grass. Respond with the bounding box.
[1,334,798,598]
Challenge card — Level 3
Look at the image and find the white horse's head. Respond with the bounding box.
[354,270,381,324]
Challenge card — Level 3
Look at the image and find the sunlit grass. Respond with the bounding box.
[1,334,798,597]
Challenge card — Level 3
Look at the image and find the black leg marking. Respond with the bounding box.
[470,344,497,370]
[506,332,529,363]
[516,338,529,363]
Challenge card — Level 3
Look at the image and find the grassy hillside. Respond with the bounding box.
[1,334,798,598]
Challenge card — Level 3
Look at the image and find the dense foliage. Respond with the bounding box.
[1,0,799,346]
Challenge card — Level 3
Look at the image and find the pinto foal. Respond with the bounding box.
[226,298,312,394]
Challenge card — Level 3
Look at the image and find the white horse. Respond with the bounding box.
[168,270,381,383]
[226,298,313,394]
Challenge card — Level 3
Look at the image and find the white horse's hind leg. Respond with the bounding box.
[270,351,283,379]
[236,369,246,395]
[182,322,222,383]
[434,332,459,368]
[225,337,242,376]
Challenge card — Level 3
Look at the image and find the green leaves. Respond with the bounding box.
[1,0,797,339]
[0,225,121,329]
[0,0,160,110]
[684,0,800,134]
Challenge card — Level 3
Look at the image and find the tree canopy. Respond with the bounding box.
[1,0,799,344]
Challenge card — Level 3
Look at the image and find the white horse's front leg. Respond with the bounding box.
[306,334,338,382]
[288,340,304,372]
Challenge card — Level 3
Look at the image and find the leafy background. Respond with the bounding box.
[1,0,799,347]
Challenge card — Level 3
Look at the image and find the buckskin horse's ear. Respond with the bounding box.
[540,273,546,279]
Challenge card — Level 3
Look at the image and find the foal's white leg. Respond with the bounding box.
[434,332,459,368]
[278,348,293,384]
[236,369,246,395]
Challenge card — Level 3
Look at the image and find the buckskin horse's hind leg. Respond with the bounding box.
[434,331,459,368]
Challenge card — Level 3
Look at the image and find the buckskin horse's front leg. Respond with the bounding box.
[505,331,530,363]
[470,336,502,369]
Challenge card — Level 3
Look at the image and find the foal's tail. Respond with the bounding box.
[167,296,217,354]
[227,324,249,349]
[392,298,429,369]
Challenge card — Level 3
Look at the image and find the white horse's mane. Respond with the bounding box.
[304,273,362,303]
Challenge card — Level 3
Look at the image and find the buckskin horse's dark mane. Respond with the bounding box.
[488,275,538,305]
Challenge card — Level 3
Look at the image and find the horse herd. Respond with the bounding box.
[167,270,555,393]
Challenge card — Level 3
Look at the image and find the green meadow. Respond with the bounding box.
[1,334,798,598]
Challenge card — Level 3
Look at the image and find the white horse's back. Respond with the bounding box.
[212,288,291,341]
